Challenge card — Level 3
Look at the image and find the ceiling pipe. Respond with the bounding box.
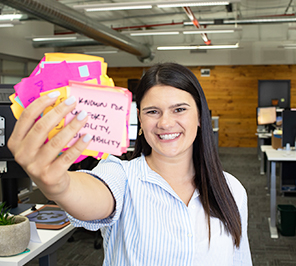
[183,7,211,45]
[0,0,153,62]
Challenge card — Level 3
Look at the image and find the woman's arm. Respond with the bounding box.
[8,92,114,220]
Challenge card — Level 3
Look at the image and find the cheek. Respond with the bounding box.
[140,117,154,131]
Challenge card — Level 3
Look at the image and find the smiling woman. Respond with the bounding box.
[129,63,252,265]
[8,62,252,266]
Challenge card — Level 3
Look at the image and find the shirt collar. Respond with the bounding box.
[139,154,200,200]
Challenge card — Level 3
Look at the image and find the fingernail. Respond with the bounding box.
[65,96,76,106]
[83,133,92,143]
[77,110,87,121]
[48,91,61,98]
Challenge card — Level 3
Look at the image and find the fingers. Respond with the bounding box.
[8,91,61,155]
[18,95,79,160]
[8,91,93,180]
[37,109,90,166]
[51,133,92,174]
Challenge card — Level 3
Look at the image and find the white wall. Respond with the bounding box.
[0,21,54,60]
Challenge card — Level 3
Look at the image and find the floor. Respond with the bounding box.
[25,147,296,266]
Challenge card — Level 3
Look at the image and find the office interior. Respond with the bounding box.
[0,1,296,265]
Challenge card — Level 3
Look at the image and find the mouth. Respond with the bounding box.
[158,133,181,140]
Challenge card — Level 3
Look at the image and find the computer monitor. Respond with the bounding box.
[256,106,276,126]
[0,85,29,208]
[128,102,138,146]
[282,110,296,147]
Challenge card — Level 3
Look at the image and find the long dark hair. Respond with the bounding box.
[131,62,241,247]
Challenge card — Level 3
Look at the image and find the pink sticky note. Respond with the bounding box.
[14,61,74,107]
[41,61,72,92]
[66,61,102,81]
[65,83,131,156]
[14,77,40,107]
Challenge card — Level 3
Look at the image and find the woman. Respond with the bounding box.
[8,63,252,265]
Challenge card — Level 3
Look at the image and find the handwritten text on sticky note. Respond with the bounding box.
[65,85,130,155]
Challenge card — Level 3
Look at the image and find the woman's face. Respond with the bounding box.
[138,85,200,160]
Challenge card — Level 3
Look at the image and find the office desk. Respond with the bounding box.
[265,149,296,238]
[260,145,275,188]
[0,204,75,266]
[256,132,272,166]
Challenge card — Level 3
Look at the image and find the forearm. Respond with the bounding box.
[40,171,115,221]
[7,93,115,221]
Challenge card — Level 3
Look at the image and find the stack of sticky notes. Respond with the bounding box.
[9,53,132,163]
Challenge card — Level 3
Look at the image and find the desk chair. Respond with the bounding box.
[68,228,102,249]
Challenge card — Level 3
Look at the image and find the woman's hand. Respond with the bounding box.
[8,91,90,199]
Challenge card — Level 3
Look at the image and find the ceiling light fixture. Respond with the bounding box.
[0,20,22,27]
[157,1,230,8]
[283,47,296,49]
[157,43,239,50]
[0,14,22,21]
[224,17,296,24]
[74,1,240,12]
[32,36,78,42]
[183,29,235,34]
[185,17,296,26]
[280,44,296,49]
[85,5,152,12]
[121,27,240,36]
[130,31,180,36]
[0,23,14,27]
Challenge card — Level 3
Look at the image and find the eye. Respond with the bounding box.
[146,110,158,114]
[175,107,186,113]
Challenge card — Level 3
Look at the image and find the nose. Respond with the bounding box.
[157,112,175,129]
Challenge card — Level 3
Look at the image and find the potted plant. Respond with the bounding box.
[0,202,30,256]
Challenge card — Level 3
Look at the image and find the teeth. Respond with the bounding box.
[159,133,180,140]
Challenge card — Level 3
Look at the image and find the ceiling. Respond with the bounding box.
[1,0,296,63]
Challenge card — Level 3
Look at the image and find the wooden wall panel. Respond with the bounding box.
[107,65,296,147]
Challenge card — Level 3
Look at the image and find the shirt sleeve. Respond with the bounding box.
[233,189,253,265]
[66,155,127,231]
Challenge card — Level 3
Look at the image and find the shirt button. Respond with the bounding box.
[187,233,193,238]
[191,205,196,209]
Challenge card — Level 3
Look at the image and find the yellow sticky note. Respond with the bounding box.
[9,94,24,120]
[99,75,115,86]
[83,78,98,84]
[101,153,109,160]
[45,53,105,63]
[10,102,24,120]
[101,62,108,76]
[40,86,70,139]
[81,149,98,157]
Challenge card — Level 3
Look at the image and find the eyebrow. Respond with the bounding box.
[142,102,190,111]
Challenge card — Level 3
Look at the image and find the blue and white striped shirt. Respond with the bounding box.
[67,154,252,266]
